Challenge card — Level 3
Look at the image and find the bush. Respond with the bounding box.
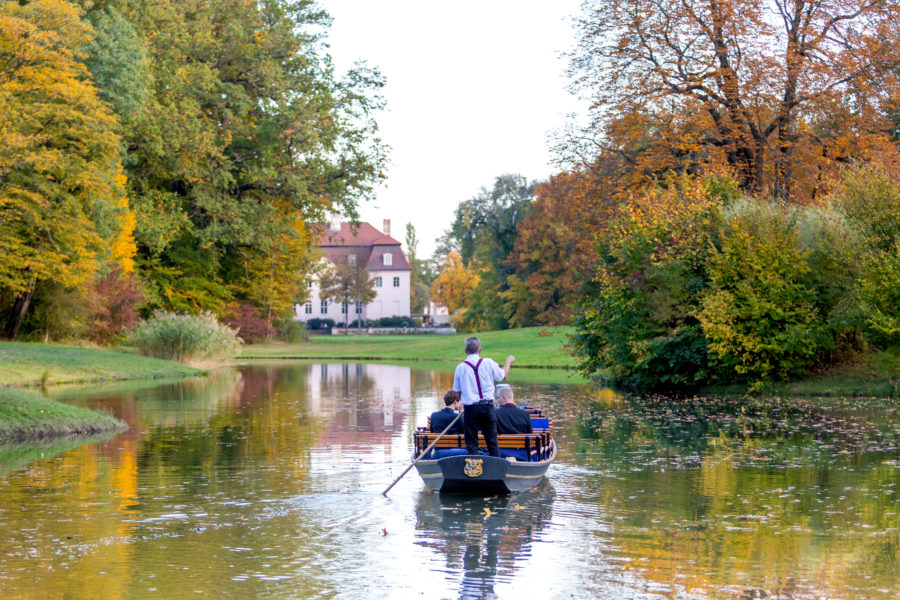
[375,316,418,327]
[347,318,376,328]
[306,318,335,330]
[572,176,725,388]
[87,268,144,344]
[832,165,900,348]
[857,247,900,347]
[278,318,308,343]
[222,302,275,343]
[698,201,861,382]
[130,311,240,364]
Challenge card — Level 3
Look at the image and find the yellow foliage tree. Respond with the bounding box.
[430,251,479,317]
[0,0,128,338]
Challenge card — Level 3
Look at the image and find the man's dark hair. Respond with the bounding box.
[443,390,461,406]
[464,336,481,355]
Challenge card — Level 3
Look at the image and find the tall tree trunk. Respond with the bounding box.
[4,279,36,340]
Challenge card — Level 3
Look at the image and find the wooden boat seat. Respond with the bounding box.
[414,431,550,462]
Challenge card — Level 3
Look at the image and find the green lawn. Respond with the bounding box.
[240,326,578,368]
[0,385,126,442]
[0,342,203,387]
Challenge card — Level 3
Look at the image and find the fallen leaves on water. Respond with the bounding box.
[483,508,491,519]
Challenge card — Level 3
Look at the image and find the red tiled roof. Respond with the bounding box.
[311,221,410,271]
[314,222,403,247]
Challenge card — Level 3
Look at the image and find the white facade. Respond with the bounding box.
[294,220,411,324]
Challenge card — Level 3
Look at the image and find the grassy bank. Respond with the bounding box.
[0,386,126,442]
[240,326,577,368]
[707,350,900,398]
[0,342,204,387]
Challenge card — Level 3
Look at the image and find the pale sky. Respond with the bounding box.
[318,0,587,258]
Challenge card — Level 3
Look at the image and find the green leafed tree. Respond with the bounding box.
[445,174,536,330]
[121,0,387,317]
[318,255,376,328]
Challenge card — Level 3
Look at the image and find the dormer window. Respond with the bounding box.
[383,253,392,266]
[348,255,357,266]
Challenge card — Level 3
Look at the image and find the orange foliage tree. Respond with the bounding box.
[569,0,900,202]
[503,170,615,326]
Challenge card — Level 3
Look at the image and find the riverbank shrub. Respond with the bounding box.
[223,302,275,343]
[572,176,729,388]
[698,201,861,382]
[832,165,900,348]
[573,173,868,388]
[130,311,240,364]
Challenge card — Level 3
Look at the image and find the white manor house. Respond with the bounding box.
[294,219,411,324]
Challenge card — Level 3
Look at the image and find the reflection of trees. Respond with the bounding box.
[415,482,555,599]
[560,391,900,597]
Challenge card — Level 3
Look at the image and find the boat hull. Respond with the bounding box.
[415,440,555,494]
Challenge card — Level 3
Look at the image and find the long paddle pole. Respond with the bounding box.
[382,411,463,497]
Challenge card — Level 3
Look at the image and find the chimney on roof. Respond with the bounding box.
[382,219,391,237]
[330,214,341,232]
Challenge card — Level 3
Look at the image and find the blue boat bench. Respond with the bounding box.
[414,430,551,462]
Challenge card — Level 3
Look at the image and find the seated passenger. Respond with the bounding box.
[495,385,533,434]
[430,390,464,434]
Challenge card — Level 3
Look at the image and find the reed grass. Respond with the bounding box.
[130,311,240,364]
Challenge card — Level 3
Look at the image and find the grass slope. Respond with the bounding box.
[240,326,577,368]
[0,342,203,387]
[0,386,126,442]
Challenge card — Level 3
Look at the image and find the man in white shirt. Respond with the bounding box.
[452,336,515,456]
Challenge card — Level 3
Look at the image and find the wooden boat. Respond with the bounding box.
[412,408,556,494]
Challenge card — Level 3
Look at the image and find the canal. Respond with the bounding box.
[0,362,898,599]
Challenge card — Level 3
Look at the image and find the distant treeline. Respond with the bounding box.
[0,0,385,342]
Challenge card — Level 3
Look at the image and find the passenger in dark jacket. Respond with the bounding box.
[430,390,464,434]
[495,385,532,434]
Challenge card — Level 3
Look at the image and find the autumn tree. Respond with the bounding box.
[430,252,479,322]
[318,255,377,329]
[0,0,132,339]
[503,169,615,326]
[568,0,900,202]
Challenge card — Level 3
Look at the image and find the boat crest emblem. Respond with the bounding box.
[464,458,483,477]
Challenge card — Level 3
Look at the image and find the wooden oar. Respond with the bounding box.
[382,411,463,497]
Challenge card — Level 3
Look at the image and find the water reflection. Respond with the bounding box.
[415,483,555,600]
[0,363,898,599]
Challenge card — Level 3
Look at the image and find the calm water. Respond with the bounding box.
[0,362,899,599]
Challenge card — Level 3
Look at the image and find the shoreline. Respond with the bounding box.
[0,342,205,443]
[0,385,127,443]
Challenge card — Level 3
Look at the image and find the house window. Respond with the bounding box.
[348,254,357,266]
[304,302,312,314]
[393,276,400,287]
[383,253,392,266]
[375,277,382,287]
[355,302,362,314]
[307,281,313,289]
[320,300,328,314]
[341,303,348,314]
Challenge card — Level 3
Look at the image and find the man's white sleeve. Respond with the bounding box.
[491,359,505,381]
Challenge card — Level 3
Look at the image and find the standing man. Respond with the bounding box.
[452,336,515,457]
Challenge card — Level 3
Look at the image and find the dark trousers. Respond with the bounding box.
[463,402,500,457]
